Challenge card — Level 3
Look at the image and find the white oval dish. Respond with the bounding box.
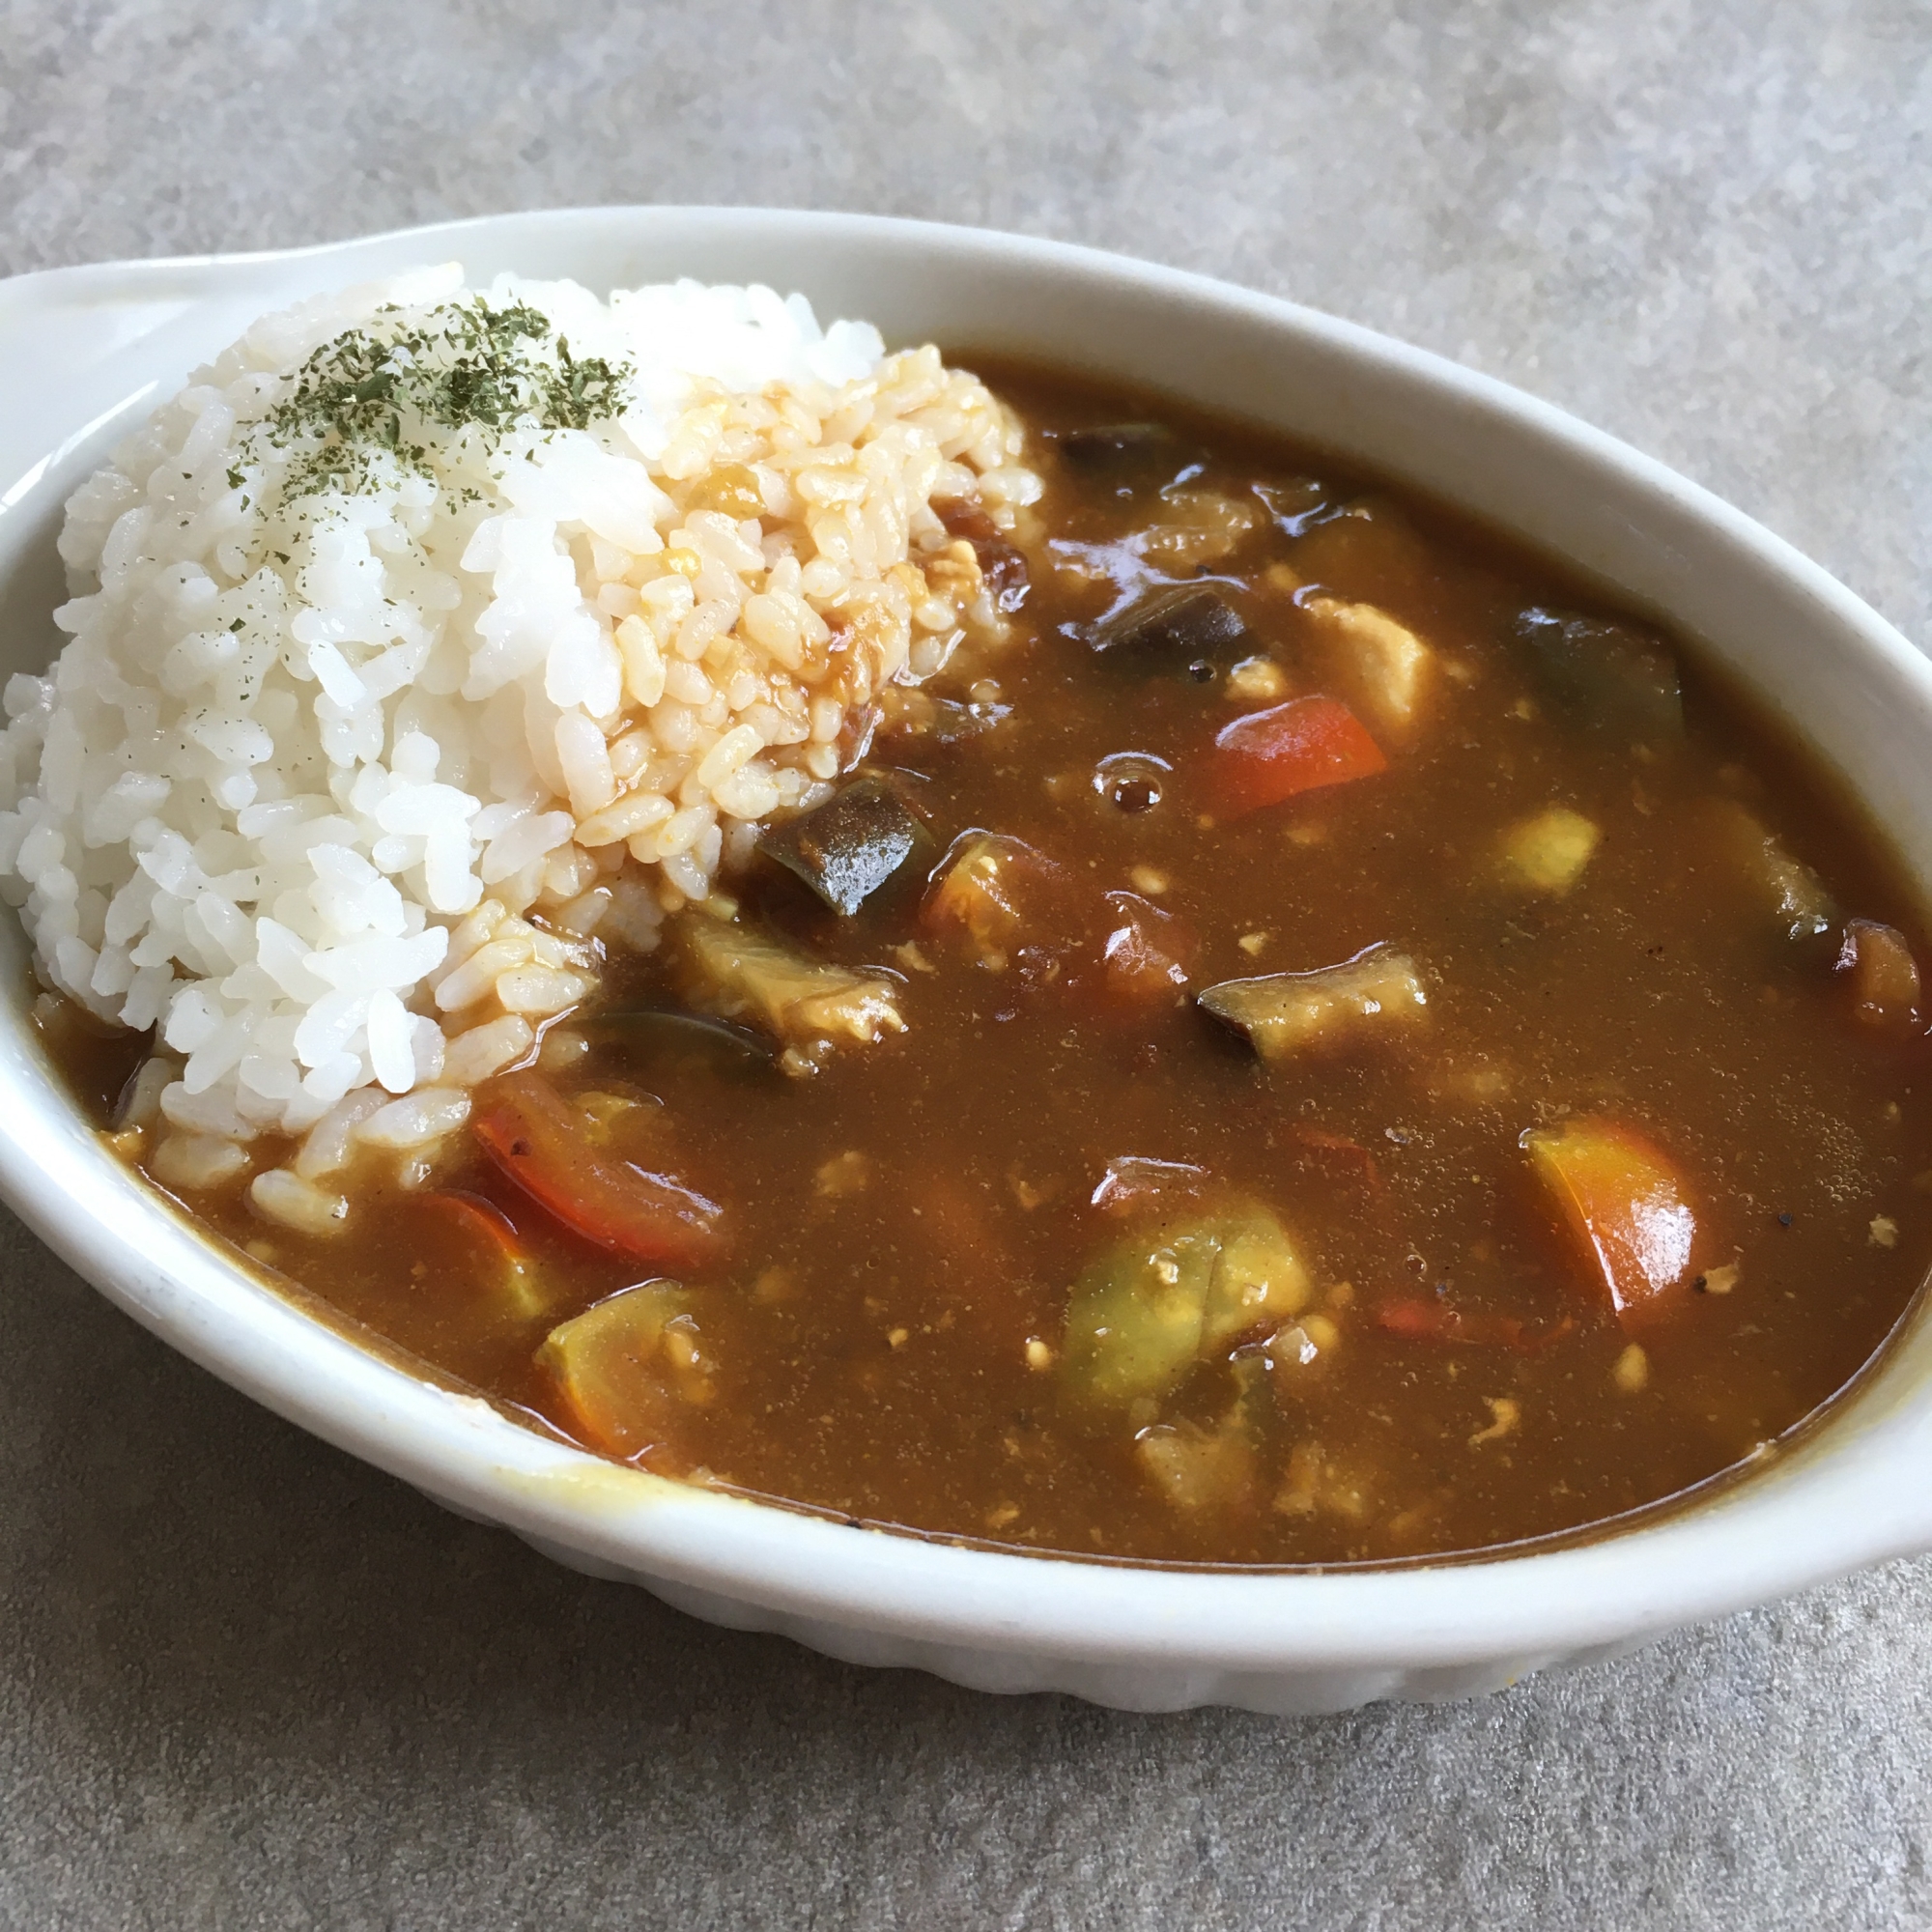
[2,207,1928,1716]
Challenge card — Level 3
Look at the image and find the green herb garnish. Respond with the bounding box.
[246,298,633,502]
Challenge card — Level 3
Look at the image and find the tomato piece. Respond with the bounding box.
[1288,1124,1384,1195]
[1209,696,1387,818]
[471,1069,724,1269]
[412,1191,548,1327]
[909,1167,1035,1353]
[1376,1297,1470,1343]
[1522,1116,1698,1324]
[1836,919,1921,1030]
[1374,1296,1573,1352]
[922,830,1075,971]
[1099,890,1195,1002]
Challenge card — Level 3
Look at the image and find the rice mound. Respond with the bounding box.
[0,266,1037,1227]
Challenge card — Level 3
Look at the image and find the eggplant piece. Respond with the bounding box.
[673,914,907,1053]
[1137,1350,1282,1511]
[1515,607,1683,738]
[1135,1412,1256,1513]
[1134,490,1264,572]
[757,776,922,916]
[926,697,1012,744]
[1198,944,1427,1061]
[1090,1154,1209,1216]
[880,692,1012,745]
[537,1279,714,1463]
[1703,798,1837,943]
[577,1009,776,1076]
[1053,422,1207,496]
[1056,422,1175,468]
[1061,1201,1312,1407]
[971,537,1031,613]
[1087,583,1247,660]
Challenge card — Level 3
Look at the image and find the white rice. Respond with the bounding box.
[0,267,1037,1222]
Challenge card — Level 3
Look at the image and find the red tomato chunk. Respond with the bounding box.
[471,1070,725,1270]
[1209,696,1387,817]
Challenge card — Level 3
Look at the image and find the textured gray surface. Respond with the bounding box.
[1,3,1930,1926]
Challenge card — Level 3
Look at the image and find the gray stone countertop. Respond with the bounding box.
[2,4,1930,1925]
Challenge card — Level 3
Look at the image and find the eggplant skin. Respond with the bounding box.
[971,537,1032,614]
[1060,1201,1312,1407]
[1055,422,1173,467]
[1088,583,1247,659]
[757,777,921,916]
[1514,606,1682,739]
[1197,944,1427,1061]
[673,914,906,1051]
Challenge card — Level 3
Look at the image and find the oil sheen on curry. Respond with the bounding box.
[49,362,1932,1567]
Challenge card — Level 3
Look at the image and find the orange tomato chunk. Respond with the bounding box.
[1209,696,1387,818]
[1523,1116,1698,1324]
[922,830,1071,971]
[1836,919,1921,1029]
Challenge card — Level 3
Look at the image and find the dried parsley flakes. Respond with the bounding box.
[245,298,633,501]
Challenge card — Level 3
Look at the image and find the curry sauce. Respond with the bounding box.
[47,361,1932,1566]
